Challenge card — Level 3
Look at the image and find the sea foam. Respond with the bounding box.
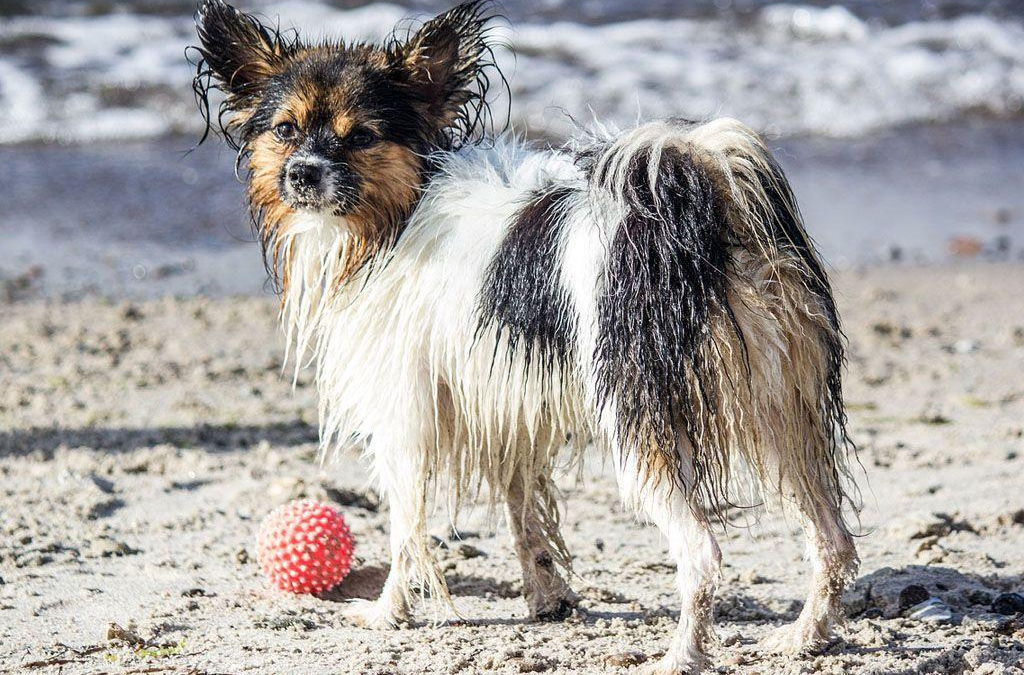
[0,2,1021,144]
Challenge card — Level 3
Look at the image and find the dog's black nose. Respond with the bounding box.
[287,161,323,189]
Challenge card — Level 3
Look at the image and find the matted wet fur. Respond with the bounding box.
[191,0,502,293]
[192,2,860,672]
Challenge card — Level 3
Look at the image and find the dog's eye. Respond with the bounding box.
[347,128,379,149]
[274,122,299,142]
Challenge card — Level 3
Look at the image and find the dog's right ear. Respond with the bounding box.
[195,0,293,99]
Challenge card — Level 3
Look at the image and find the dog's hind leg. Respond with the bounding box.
[344,432,451,628]
[726,276,858,654]
[763,471,858,654]
[614,436,722,675]
[504,470,578,621]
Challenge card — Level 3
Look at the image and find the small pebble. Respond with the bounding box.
[604,651,646,667]
[907,597,953,623]
[106,622,144,646]
[88,537,138,558]
[456,543,484,559]
[721,632,742,647]
[723,653,748,666]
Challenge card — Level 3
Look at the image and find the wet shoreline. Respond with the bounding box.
[1,119,1021,301]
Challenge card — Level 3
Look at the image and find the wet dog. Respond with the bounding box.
[193,1,859,671]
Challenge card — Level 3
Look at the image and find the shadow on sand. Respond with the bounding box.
[317,563,1024,642]
[0,420,318,457]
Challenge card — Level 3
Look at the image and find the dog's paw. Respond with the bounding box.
[533,588,581,622]
[343,598,407,630]
[638,651,708,675]
[760,622,828,656]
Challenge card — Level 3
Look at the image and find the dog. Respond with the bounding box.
[192,1,859,671]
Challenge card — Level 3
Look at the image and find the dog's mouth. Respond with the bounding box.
[283,190,335,212]
[282,184,361,218]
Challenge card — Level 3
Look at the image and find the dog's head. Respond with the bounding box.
[192,0,497,281]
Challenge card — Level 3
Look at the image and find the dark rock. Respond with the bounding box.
[88,474,116,494]
[965,589,994,606]
[991,592,1024,615]
[121,304,145,321]
[899,584,931,611]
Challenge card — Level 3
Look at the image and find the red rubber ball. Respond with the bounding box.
[256,499,353,594]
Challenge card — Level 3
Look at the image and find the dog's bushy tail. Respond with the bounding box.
[584,118,856,525]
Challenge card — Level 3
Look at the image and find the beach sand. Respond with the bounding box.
[1,264,1022,674]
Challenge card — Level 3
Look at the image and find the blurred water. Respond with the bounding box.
[3,0,1022,24]
[0,0,1021,297]
[0,0,1022,143]
[1,120,1020,300]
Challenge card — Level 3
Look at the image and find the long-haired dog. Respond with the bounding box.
[192,1,859,671]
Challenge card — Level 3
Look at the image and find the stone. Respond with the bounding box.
[898,584,931,611]
[604,651,646,667]
[991,592,1024,616]
[907,597,953,623]
[456,543,484,559]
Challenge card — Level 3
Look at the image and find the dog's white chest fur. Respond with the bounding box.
[281,140,589,476]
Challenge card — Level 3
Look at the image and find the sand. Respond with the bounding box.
[1,264,1022,675]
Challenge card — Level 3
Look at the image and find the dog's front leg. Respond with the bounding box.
[345,436,451,628]
[505,471,578,621]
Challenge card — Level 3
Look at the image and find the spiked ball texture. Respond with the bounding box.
[256,500,353,594]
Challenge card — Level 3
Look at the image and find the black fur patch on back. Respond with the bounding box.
[478,185,577,375]
[594,146,739,503]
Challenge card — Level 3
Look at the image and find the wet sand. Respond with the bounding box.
[1,263,1023,674]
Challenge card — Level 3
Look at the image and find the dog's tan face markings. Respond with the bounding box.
[196,0,493,289]
[253,56,425,216]
[236,49,432,288]
[272,88,363,139]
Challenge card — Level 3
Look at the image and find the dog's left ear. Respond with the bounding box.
[393,1,494,133]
